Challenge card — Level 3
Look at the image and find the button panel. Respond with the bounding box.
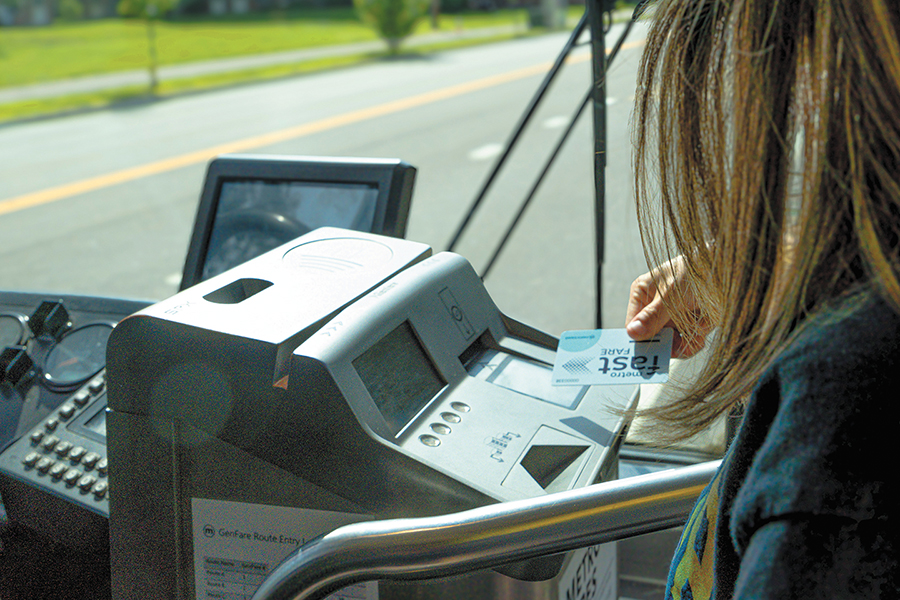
[0,371,110,516]
[418,402,471,447]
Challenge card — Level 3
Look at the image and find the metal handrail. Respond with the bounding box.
[252,459,720,600]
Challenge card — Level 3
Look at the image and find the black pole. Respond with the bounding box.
[481,88,593,279]
[587,0,608,328]
[446,13,589,253]
[479,16,636,281]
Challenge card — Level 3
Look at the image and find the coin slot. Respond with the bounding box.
[520,444,590,492]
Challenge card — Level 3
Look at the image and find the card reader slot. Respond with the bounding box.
[203,278,273,304]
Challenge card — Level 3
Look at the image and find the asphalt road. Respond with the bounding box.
[0,21,649,337]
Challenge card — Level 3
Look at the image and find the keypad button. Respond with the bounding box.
[42,435,60,451]
[50,463,68,479]
[22,452,41,468]
[30,430,45,445]
[44,419,59,432]
[82,453,100,469]
[59,404,76,420]
[96,458,108,475]
[55,441,73,456]
[77,475,97,492]
[419,435,441,447]
[88,378,105,394]
[36,457,55,473]
[63,469,83,486]
[431,423,451,435]
[441,412,462,424]
[92,481,108,499]
[68,446,87,462]
[72,391,90,406]
[450,402,471,413]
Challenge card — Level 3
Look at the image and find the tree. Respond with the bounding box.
[353,0,430,55]
[117,0,178,94]
[58,0,84,20]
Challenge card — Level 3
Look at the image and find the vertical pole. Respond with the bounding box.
[587,0,607,328]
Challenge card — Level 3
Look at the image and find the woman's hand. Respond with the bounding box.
[625,256,711,358]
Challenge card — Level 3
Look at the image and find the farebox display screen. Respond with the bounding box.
[467,349,587,410]
[68,395,108,443]
[202,180,379,281]
[353,321,446,436]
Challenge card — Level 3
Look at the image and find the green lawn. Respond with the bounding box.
[0,8,534,87]
[0,5,610,122]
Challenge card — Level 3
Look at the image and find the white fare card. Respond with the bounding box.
[552,328,673,386]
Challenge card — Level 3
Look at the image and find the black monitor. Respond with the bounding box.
[179,154,416,290]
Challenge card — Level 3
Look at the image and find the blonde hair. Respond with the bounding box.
[633,0,900,442]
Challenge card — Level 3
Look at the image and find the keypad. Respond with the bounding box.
[12,373,110,509]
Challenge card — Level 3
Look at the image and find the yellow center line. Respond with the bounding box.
[0,39,645,217]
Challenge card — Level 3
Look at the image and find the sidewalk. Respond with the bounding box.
[0,23,531,105]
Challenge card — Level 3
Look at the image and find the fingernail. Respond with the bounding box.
[626,318,645,337]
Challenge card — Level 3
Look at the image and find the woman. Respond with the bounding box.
[624,0,899,598]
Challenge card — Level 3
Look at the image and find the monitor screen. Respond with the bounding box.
[353,321,446,436]
[201,179,379,281]
[180,155,416,290]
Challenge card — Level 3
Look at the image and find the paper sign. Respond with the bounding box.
[191,498,376,600]
[552,328,672,386]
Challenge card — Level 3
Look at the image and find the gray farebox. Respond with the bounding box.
[105,228,636,600]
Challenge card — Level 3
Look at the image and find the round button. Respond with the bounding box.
[82,453,100,469]
[430,423,451,435]
[441,412,462,424]
[50,463,68,479]
[68,446,87,462]
[450,402,471,413]
[92,481,108,499]
[63,469,82,486]
[419,435,441,447]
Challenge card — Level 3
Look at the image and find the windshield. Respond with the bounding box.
[0,14,648,337]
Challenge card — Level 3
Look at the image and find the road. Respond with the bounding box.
[0,22,649,337]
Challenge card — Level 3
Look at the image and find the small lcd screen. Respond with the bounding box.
[353,322,446,436]
[467,349,587,410]
[81,405,107,437]
[202,180,379,281]
[67,395,107,443]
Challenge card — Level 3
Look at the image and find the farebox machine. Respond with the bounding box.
[105,228,637,600]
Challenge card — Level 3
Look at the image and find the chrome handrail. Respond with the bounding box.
[252,460,720,600]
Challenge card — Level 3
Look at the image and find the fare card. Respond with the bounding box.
[552,328,673,386]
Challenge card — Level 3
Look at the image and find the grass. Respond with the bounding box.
[0,6,587,123]
[0,8,531,87]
